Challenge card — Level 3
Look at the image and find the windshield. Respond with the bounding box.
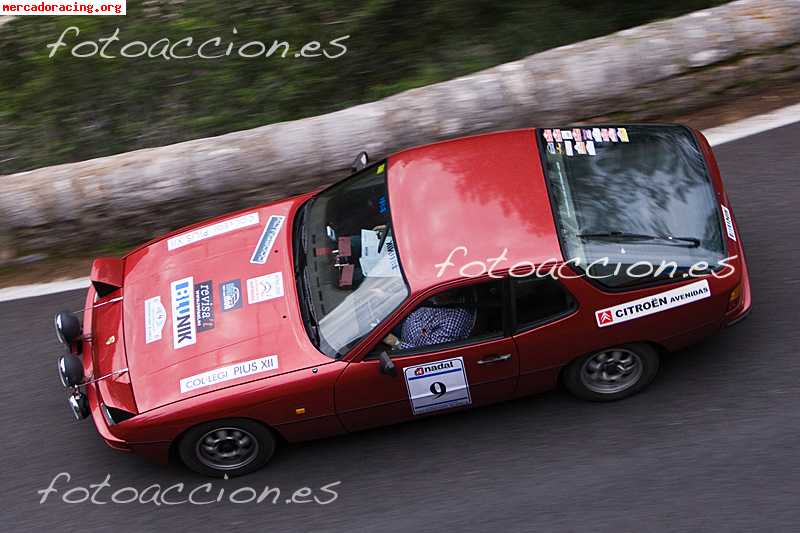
[539,125,727,289]
[294,161,408,358]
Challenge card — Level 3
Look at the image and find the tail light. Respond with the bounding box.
[727,283,742,312]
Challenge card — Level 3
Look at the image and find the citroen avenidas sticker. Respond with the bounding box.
[595,280,711,328]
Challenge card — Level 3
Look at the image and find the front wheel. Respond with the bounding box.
[178,418,276,477]
[563,343,660,401]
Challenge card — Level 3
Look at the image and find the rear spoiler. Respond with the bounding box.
[90,257,124,297]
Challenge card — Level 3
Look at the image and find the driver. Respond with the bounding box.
[383,293,473,350]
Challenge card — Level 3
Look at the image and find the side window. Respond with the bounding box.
[387,280,503,354]
[513,276,576,331]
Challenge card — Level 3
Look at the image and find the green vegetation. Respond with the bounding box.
[0,0,727,174]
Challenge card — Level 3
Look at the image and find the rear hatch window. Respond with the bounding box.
[538,125,727,289]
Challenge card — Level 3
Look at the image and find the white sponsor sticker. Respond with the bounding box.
[721,205,737,241]
[144,296,167,344]
[246,272,284,304]
[595,279,711,328]
[180,355,279,393]
[167,213,259,251]
[250,215,286,264]
[404,357,472,415]
[170,277,197,349]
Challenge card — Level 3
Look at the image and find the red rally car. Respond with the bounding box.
[54,124,751,477]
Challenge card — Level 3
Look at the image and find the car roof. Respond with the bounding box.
[387,128,563,292]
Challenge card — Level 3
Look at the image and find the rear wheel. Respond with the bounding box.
[563,343,659,401]
[178,418,276,477]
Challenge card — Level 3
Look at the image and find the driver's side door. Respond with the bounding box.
[334,279,519,432]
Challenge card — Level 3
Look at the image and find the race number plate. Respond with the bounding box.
[403,357,472,415]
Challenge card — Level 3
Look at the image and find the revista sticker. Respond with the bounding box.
[194,280,215,332]
[595,279,711,328]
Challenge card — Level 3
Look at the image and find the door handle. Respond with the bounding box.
[477,353,512,365]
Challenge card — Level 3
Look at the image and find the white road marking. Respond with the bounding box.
[1,103,799,302]
[0,277,90,303]
[705,103,800,147]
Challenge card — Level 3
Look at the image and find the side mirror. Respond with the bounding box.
[351,151,369,173]
[378,351,396,377]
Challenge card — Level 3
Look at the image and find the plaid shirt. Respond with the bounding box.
[398,306,474,350]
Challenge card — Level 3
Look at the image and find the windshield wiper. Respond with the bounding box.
[576,232,700,248]
[377,221,393,254]
[300,266,321,345]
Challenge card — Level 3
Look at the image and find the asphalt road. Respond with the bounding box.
[2,123,799,533]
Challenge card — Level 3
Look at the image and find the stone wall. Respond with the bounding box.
[1,0,799,259]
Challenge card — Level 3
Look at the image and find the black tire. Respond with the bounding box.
[178,418,276,477]
[563,343,660,402]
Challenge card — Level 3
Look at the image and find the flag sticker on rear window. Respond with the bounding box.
[721,205,737,241]
[250,215,286,264]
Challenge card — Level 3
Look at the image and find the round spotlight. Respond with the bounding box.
[68,391,89,420]
[54,311,81,345]
[58,354,84,387]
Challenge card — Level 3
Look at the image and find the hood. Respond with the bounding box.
[121,197,329,412]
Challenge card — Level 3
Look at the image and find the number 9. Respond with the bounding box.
[430,381,447,398]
